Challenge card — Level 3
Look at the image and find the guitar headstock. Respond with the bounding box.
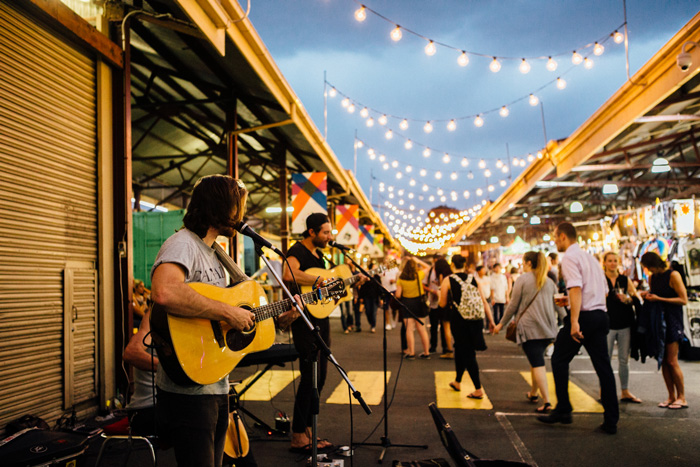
[318,278,347,300]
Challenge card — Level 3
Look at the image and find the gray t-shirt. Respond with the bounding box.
[151,229,240,395]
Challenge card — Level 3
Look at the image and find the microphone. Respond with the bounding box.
[235,222,284,256]
[329,240,353,252]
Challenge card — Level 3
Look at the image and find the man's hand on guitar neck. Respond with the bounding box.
[277,295,303,330]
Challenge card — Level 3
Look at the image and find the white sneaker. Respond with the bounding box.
[385,324,392,330]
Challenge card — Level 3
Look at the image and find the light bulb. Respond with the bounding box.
[496,159,503,168]
[423,121,433,133]
[368,148,375,156]
[429,195,435,202]
[499,106,509,117]
[369,152,376,160]
[422,184,429,192]
[501,165,508,173]
[437,189,444,196]
[529,94,539,106]
[474,115,484,127]
[613,31,624,44]
[478,159,486,169]
[366,117,374,127]
[527,153,535,162]
[556,77,566,90]
[356,140,363,148]
[463,190,470,198]
[450,172,458,180]
[425,40,437,56]
[420,168,427,176]
[489,57,501,73]
[423,148,431,158]
[447,119,456,131]
[458,51,469,67]
[467,171,474,179]
[461,158,469,167]
[347,103,355,113]
[378,154,386,162]
[360,107,369,118]
[399,119,409,130]
[328,87,337,97]
[537,151,543,159]
[572,51,583,65]
[404,140,413,150]
[341,98,350,108]
[409,178,416,186]
[512,158,519,166]
[435,172,442,179]
[396,172,403,179]
[593,42,604,56]
[546,56,558,71]
[385,129,393,139]
[440,196,447,202]
[405,165,412,172]
[476,188,483,196]
[499,180,507,187]
[378,114,387,125]
[484,169,491,177]
[382,163,389,170]
[584,57,594,69]
[391,25,402,42]
[354,6,367,22]
[488,185,494,192]
[519,58,531,74]
[391,160,399,168]
[442,153,450,163]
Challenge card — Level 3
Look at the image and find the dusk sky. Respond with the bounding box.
[249,1,699,228]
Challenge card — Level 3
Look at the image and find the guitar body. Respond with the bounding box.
[150,281,275,386]
[302,264,353,319]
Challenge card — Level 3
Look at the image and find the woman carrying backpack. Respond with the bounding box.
[439,255,494,399]
[493,251,566,413]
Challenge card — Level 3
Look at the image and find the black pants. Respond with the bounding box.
[551,312,619,427]
[291,317,330,433]
[429,308,448,352]
[362,298,378,328]
[449,317,484,390]
[157,389,229,467]
[492,303,505,324]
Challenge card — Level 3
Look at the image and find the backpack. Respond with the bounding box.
[450,274,484,320]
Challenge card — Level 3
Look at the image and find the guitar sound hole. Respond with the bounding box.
[225,305,256,351]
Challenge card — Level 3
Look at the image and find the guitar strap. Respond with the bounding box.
[317,248,336,268]
[213,241,248,285]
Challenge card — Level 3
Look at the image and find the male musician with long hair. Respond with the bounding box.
[150,174,297,466]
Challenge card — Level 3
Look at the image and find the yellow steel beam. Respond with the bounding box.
[230,118,293,136]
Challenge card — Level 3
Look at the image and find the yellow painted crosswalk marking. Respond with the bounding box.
[326,371,391,405]
[237,370,298,401]
[435,371,493,410]
[519,371,603,413]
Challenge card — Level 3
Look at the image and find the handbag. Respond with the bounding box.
[415,274,430,318]
[505,287,541,343]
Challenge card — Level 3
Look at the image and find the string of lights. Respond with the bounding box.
[351,1,625,70]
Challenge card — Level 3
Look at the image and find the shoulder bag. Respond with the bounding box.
[505,287,541,343]
[415,273,430,318]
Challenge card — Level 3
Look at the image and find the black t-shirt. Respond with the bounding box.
[605,275,635,330]
[448,272,479,306]
[286,241,328,295]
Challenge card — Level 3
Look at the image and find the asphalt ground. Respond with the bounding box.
[86,316,700,466]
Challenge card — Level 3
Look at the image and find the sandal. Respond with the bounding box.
[466,392,484,400]
[448,381,460,392]
[526,392,539,403]
[535,403,552,413]
[418,353,431,359]
[658,400,673,408]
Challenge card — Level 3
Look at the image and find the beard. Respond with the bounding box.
[311,236,328,249]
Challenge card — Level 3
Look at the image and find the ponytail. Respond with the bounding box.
[523,250,548,290]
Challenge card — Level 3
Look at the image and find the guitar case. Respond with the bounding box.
[0,428,88,467]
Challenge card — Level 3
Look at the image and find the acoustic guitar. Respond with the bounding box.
[151,279,346,386]
[302,261,396,319]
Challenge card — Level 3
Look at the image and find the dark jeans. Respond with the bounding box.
[429,308,448,352]
[157,389,229,467]
[552,312,619,427]
[340,300,353,330]
[361,298,378,328]
[352,298,362,330]
[492,303,505,324]
[291,317,330,433]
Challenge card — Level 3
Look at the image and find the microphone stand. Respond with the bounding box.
[336,247,428,463]
[256,245,372,467]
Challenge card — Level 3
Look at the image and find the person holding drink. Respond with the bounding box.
[603,252,642,404]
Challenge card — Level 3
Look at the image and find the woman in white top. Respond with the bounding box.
[494,251,566,413]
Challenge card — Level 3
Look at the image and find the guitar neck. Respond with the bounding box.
[345,266,384,286]
[252,290,320,322]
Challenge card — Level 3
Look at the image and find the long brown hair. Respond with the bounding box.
[523,251,547,290]
[399,258,418,281]
[183,175,248,237]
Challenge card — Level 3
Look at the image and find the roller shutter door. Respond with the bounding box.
[0,2,98,430]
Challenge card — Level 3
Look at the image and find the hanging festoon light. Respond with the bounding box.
[419,168,427,176]
[571,50,583,65]
[613,30,624,44]
[489,57,502,73]
[422,148,431,158]
[399,118,409,130]
[458,51,469,67]
[450,172,458,180]
[378,114,388,125]
[442,153,451,163]
[385,129,393,139]
[495,159,503,168]
[461,157,469,167]
[423,121,433,133]
[463,190,470,198]
[499,179,507,187]
[366,117,374,127]
[447,119,457,131]
[529,93,539,106]
[500,106,509,117]
[501,164,509,173]
[556,77,567,89]
[404,139,413,150]
[391,160,399,168]
[476,188,483,196]
[546,56,558,71]
[422,184,429,192]
[527,153,535,162]
[341,97,350,108]
[478,159,486,169]
[474,115,484,127]
[368,148,376,158]
[360,107,369,118]
[484,169,492,177]
[328,87,337,97]
[391,25,402,41]
[435,171,442,179]
[347,102,355,113]
[425,40,437,56]
[593,42,605,56]
[396,171,403,179]
[378,154,386,162]
[354,5,367,22]
[467,171,474,179]
[519,58,531,74]
[409,178,416,186]
[356,140,363,148]
[584,57,594,69]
